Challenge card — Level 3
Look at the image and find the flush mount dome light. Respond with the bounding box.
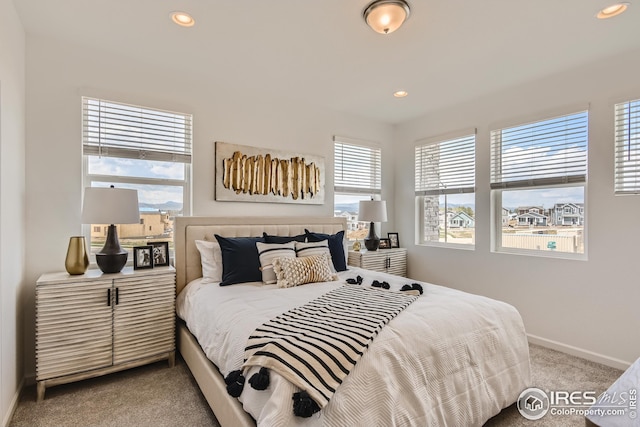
[393,90,408,98]
[363,0,411,34]
[171,11,195,27]
[596,2,630,19]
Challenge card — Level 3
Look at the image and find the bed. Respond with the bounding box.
[174,216,531,427]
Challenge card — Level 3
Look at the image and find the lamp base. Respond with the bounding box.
[95,224,128,274]
[96,252,128,274]
[363,221,380,251]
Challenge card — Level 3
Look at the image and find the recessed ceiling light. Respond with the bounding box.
[596,3,630,19]
[171,11,195,27]
[394,90,408,98]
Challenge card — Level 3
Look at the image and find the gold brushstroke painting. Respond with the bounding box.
[215,141,325,204]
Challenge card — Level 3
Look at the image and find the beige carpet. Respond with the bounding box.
[10,344,624,427]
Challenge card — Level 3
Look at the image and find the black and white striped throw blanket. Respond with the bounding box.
[227,285,419,417]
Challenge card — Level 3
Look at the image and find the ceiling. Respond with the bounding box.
[14,0,640,124]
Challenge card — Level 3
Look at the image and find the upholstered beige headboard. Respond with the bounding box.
[174,216,347,294]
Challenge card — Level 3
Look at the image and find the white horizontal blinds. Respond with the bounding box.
[415,133,475,195]
[333,138,382,194]
[82,97,192,163]
[490,111,588,189]
[614,99,640,194]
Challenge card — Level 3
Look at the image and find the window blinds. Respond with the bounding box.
[490,111,588,189]
[415,133,475,195]
[333,137,382,194]
[614,99,640,194]
[82,97,192,163]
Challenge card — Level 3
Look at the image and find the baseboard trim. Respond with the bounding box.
[2,377,24,427]
[527,334,632,371]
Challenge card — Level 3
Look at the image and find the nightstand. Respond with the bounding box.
[348,248,407,277]
[35,266,176,401]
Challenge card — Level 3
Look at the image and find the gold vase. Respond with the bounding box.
[65,236,89,275]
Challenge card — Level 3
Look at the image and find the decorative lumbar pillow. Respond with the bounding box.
[262,232,307,244]
[214,235,265,286]
[195,240,223,283]
[305,230,347,272]
[273,253,337,288]
[256,241,296,284]
[294,240,330,257]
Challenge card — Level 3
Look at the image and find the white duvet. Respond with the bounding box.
[177,267,530,427]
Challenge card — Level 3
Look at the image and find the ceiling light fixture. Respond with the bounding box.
[394,90,408,98]
[171,11,195,27]
[596,2,630,19]
[363,0,411,34]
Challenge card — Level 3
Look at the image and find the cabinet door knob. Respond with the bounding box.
[107,289,111,306]
[115,288,119,305]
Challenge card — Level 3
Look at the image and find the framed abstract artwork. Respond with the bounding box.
[215,141,325,204]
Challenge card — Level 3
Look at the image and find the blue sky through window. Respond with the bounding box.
[89,156,185,208]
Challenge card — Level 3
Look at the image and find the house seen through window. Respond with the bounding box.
[415,131,476,247]
[333,137,381,241]
[82,97,192,261]
[490,110,588,255]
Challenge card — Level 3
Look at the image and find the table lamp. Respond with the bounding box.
[82,186,140,274]
[359,200,387,251]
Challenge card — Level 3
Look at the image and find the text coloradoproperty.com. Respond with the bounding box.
[550,408,627,417]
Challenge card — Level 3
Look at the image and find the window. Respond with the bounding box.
[490,110,588,255]
[82,97,192,259]
[415,130,476,247]
[333,137,382,240]
[615,98,640,194]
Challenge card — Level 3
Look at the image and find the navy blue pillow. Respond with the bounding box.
[304,229,347,272]
[214,235,265,286]
[262,232,307,244]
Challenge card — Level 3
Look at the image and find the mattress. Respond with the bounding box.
[176,267,531,426]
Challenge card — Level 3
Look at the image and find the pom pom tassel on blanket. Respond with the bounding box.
[401,283,424,295]
[224,370,245,397]
[293,391,321,417]
[248,367,270,390]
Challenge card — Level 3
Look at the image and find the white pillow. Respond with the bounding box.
[195,240,223,283]
[294,240,335,272]
[273,253,337,288]
[256,241,296,284]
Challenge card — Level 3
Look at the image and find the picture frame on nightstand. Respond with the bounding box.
[133,246,154,269]
[148,241,170,267]
[378,238,391,249]
[388,232,400,248]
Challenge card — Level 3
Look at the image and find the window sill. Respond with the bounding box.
[416,242,475,251]
[492,247,587,261]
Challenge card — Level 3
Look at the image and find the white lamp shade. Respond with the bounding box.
[81,187,140,225]
[359,200,388,222]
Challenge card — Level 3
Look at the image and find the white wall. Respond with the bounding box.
[0,0,26,425]
[395,47,640,368]
[23,35,395,378]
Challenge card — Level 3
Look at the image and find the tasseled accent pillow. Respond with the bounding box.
[273,253,337,288]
